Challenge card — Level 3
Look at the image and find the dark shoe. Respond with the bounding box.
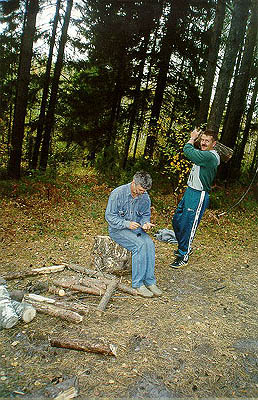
[170,255,188,269]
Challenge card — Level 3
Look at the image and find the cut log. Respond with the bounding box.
[96,279,119,313]
[11,300,36,323]
[53,279,104,296]
[66,265,139,296]
[78,277,107,290]
[48,286,66,297]
[23,293,89,316]
[92,235,131,273]
[0,285,19,329]
[23,300,83,324]
[3,265,65,281]
[50,336,117,356]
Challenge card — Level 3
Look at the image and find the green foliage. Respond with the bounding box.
[151,119,192,194]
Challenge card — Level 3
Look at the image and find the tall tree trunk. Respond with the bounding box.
[144,0,190,158]
[39,0,73,171]
[104,47,127,153]
[250,133,258,174]
[168,55,186,132]
[232,75,258,176]
[207,0,251,132]
[221,1,258,149]
[132,21,160,160]
[31,0,61,170]
[122,35,149,169]
[7,0,39,179]
[219,41,244,141]
[195,0,226,127]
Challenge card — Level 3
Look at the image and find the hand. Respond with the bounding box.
[142,222,155,231]
[190,128,200,141]
[129,221,141,230]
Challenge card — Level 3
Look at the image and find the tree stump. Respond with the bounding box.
[92,235,131,274]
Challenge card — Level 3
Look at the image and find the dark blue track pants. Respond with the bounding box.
[172,187,209,261]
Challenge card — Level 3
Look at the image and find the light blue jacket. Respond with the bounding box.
[105,183,151,232]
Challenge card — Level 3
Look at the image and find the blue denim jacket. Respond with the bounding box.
[105,183,151,232]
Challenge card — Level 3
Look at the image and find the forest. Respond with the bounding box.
[0,0,257,185]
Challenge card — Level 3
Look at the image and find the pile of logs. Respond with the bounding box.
[0,261,143,329]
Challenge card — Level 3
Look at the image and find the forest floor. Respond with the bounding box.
[0,170,257,399]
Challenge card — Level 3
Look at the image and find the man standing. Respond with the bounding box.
[171,129,220,269]
[105,171,162,297]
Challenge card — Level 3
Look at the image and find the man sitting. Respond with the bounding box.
[105,171,162,298]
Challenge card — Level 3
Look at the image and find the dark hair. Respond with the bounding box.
[203,129,218,141]
[133,171,152,190]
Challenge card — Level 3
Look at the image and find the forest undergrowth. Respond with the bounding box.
[0,168,257,399]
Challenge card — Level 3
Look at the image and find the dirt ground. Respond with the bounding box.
[0,178,257,399]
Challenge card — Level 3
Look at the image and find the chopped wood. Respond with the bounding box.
[50,336,117,357]
[96,279,119,313]
[11,300,36,323]
[66,264,139,296]
[48,286,66,297]
[23,300,83,324]
[53,279,104,296]
[66,263,115,279]
[78,277,107,290]
[3,265,66,281]
[23,294,89,316]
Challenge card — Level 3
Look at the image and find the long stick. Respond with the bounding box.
[3,265,65,281]
[24,300,83,324]
[96,279,118,313]
[53,279,104,296]
[23,293,89,316]
[50,336,117,356]
[66,264,138,296]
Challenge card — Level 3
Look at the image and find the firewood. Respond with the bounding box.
[96,279,119,313]
[11,300,36,323]
[3,265,65,281]
[50,336,117,356]
[78,277,107,290]
[48,286,66,297]
[23,294,89,316]
[23,300,83,324]
[53,279,104,296]
[66,263,115,278]
[66,264,139,296]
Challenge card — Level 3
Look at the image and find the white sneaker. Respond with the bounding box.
[136,285,153,298]
[146,284,162,296]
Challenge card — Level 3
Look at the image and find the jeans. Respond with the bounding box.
[109,227,156,288]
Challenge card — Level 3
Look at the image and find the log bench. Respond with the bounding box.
[92,235,131,274]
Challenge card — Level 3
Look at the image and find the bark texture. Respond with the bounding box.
[92,235,131,273]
